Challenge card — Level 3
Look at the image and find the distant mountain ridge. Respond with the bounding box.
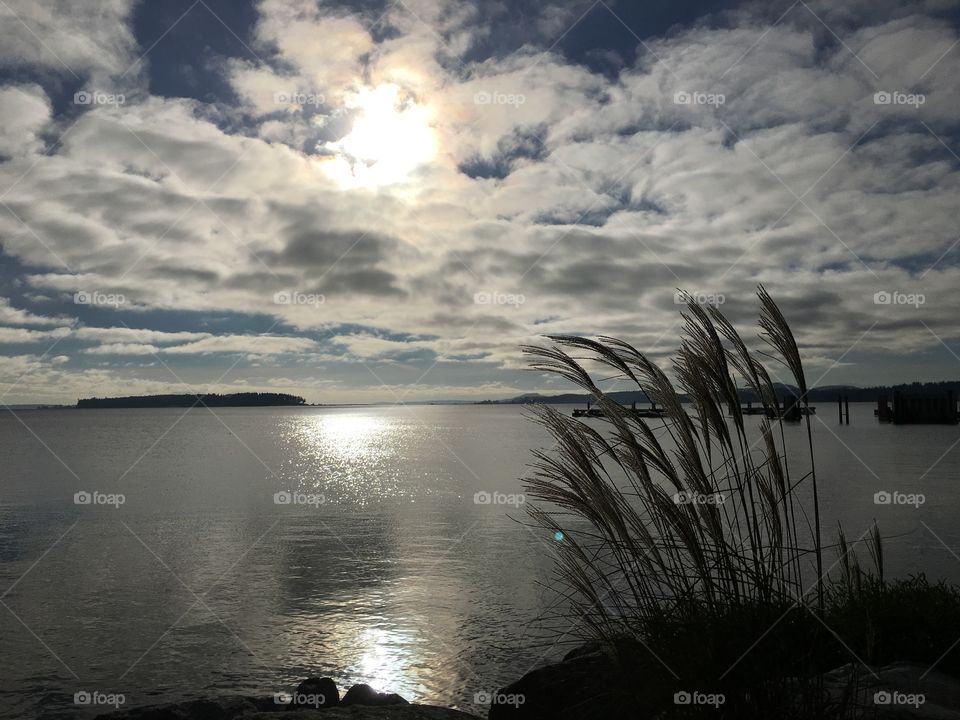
[482,381,960,405]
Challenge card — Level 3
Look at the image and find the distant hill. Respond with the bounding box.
[479,390,655,405]
[485,381,960,405]
[76,392,306,409]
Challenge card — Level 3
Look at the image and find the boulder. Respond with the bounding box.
[341,684,409,706]
[289,677,339,708]
[487,642,651,719]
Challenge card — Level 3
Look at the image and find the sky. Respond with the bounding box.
[0,0,959,405]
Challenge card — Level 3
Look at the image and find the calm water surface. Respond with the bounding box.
[0,403,958,718]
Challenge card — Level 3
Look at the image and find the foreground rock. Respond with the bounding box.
[95,679,477,720]
[97,706,478,719]
[488,643,652,719]
[341,684,409,707]
[294,677,340,707]
[488,644,960,719]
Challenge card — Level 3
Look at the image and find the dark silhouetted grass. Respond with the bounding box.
[521,287,960,719]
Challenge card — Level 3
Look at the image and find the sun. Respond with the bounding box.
[319,83,436,189]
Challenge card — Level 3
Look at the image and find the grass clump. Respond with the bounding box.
[521,287,960,719]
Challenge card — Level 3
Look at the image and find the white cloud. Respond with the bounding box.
[0,325,71,343]
[0,297,72,327]
[0,0,138,84]
[82,342,160,355]
[160,335,317,356]
[0,85,51,157]
[330,333,437,359]
[72,327,210,344]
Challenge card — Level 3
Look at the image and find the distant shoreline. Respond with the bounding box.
[4,380,958,410]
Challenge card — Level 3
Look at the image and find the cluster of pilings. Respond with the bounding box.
[875,390,959,425]
[728,391,959,425]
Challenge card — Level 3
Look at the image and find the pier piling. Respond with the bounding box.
[837,394,850,424]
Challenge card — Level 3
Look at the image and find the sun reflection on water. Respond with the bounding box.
[302,414,383,461]
[272,410,468,704]
[278,411,438,505]
[355,626,418,696]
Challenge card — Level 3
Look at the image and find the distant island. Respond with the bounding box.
[76,392,307,409]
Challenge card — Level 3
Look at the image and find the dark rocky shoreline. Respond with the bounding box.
[96,644,960,719]
[94,677,481,719]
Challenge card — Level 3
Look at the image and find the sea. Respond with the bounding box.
[0,403,957,718]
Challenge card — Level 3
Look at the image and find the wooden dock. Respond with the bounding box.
[729,396,814,420]
[572,401,666,419]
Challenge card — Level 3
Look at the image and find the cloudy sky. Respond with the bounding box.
[0,0,958,404]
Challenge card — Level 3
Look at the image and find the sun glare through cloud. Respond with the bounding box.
[318,83,437,189]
